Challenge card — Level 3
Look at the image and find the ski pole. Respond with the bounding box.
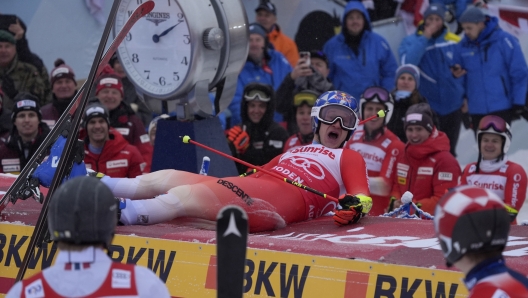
[358,109,387,125]
[199,156,210,176]
[181,136,339,203]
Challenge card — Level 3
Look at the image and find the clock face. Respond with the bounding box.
[115,0,192,98]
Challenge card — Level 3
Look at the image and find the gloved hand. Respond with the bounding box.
[227,126,250,154]
[333,194,372,226]
[504,204,518,223]
[1,75,18,99]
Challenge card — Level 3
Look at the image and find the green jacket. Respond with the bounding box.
[0,55,51,110]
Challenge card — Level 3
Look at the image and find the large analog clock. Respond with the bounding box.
[114,0,248,117]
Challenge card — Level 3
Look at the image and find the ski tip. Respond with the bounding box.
[217,205,248,221]
[182,135,191,143]
[142,1,156,13]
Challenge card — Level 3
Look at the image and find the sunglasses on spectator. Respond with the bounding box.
[244,89,271,102]
[311,104,358,131]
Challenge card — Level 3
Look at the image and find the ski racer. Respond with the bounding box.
[6,176,170,298]
[435,185,528,297]
[460,115,526,223]
[345,86,404,215]
[100,91,373,232]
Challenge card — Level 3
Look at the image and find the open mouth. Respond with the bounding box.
[328,131,339,139]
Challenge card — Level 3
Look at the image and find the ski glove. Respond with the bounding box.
[333,194,373,226]
[227,126,250,154]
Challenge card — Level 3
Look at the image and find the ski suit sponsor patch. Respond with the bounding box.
[438,172,453,181]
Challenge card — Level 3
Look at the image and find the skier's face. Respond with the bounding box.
[87,117,109,144]
[317,122,347,149]
[405,125,430,145]
[14,111,39,138]
[480,133,502,160]
[296,104,312,135]
[0,41,16,68]
[97,88,123,111]
[247,100,267,124]
[345,10,365,36]
[397,73,416,92]
[362,102,385,132]
[52,78,77,100]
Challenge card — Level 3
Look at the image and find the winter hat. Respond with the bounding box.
[84,102,110,128]
[50,59,76,87]
[11,93,42,121]
[459,7,486,23]
[310,50,329,66]
[396,64,420,89]
[248,23,267,39]
[423,4,446,22]
[96,73,124,97]
[404,103,434,132]
[0,30,15,45]
[255,1,277,15]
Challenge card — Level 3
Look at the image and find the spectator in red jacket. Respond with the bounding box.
[390,103,460,214]
[460,115,526,223]
[346,86,405,215]
[41,59,78,128]
[283,90,318,152]
[83,103,145,178]
[0,93,50,174]
[94,73,153,171]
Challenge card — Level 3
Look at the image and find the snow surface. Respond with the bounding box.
[455,118,528,223]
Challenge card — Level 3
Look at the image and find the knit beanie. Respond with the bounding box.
[423,4,446,22]
[0,30,15,45]
[404,103,434,132]
[248,23,267,39]
[96,74,124,97]
[11,93,42,121]
[459,7,486,23]
[84,102,110,128]
[396,64,420,89]
[50,59,76,87]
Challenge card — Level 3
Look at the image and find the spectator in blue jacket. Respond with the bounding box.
[226,23,292,128]
[430,0,467,24]
[451,8,528,130]
[399,3,464,157]
[323,1,397,100]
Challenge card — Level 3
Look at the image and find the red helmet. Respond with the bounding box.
[434,185,510,266]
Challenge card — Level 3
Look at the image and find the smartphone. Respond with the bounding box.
[0,15,17,31]
[299,51,310,66]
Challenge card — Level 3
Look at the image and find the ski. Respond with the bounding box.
[0,0,154,213]
[216,205,249,298]
[13,0,155,282]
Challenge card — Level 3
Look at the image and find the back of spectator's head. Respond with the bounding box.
[404,103,434,132]
[396,64,420,89]
[424,4,446,22]
[459,7,486,24]
[0,30,15,45]
[255,1,277,16]
[50,58,76,87]
[96,73,124,98]
[84,102,110,128]
[11,93,42,122]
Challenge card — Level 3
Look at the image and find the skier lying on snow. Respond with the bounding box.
[38,91,373,232]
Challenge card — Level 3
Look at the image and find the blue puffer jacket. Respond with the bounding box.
[453,16,528,115]
[399,23,464,115]
[228,50,292,128]
[323,1,397,100]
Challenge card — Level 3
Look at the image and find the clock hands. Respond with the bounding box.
[152,20,183,43]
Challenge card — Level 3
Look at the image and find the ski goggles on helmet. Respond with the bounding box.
[244,89,271,102]
[294,91,318,107]
[312,104,358,131]
[362,86,391,103]
[478,115,508,133]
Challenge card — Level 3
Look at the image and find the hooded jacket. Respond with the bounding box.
[391,128,461,214]
[399,22,464,115]
[453,16,528,115]
[84,128,144,178]
[228,50,292,128]
[323,1,398,99]
[0,122,50,174]
[268,24,299,67]
[231,93,289,174]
